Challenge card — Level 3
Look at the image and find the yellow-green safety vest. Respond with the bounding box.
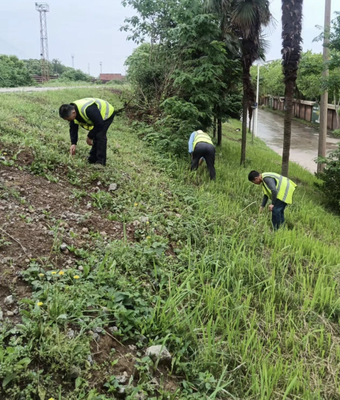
[72,98,114,131]
[193,131,213,150]
[262,172,297,204]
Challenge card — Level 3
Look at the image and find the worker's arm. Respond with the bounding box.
[69,121,79,156]
[86,104,105,140]
[188,131,196,154]
[260,195,268,211]
[263,177,278,211]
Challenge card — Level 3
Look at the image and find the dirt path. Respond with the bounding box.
[0,85,101,93]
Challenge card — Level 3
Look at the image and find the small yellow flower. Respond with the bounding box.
[58,271,65,276]
[48,398,55,400]
[38,273,44,277]
[160,194,163,196]
[146,221,149,225]
[134,203,138,206]
[51,271,57,275]
[147,236,151,239]
[73,275,80,279]
[37,302,43,306]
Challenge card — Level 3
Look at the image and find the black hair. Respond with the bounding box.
[248,170,260,182]
[59,104,75,118]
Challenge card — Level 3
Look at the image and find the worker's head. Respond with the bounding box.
[248,170,262,185]
[59,104,77,121]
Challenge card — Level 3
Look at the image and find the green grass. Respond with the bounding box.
[1,89,340,399]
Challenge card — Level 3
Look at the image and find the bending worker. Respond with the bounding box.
[248,170,297,230]
[59,98,115,166]
[188,130,216,180]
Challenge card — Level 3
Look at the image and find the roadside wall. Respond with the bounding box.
[262,96,338,130]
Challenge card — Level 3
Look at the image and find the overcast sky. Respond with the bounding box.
[0,0,339,77]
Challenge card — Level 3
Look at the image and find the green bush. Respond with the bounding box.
[331,128,340,138]
[0,55,34,87]
[316,143,340,210]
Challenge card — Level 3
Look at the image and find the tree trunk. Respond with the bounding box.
[213,116,216,138]
[240,93,248,165]
[248,114,252,134]
[317,0,331,173]
[217,118,222,146]
[281,81,294,177]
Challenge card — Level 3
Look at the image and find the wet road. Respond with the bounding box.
[256,109,340,173]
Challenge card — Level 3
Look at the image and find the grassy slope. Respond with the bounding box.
[0,88,340,399]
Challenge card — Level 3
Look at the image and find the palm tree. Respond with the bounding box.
[233,1,271,165]
[281,0,303,176]
[207,0,271,165]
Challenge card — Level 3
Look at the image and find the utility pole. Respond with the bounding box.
[71,54,74,68]
[100,62,102,74]
[35,2,50,82]
[318,0,331,173]
[253,63,260,144]
[88,63,90,75]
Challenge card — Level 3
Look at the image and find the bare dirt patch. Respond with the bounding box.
[90,332,180,395]
[0,162,134,322]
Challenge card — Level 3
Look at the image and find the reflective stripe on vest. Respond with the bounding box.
[72,98,114,130]
[262,172,297,204]
[192,131,213,150]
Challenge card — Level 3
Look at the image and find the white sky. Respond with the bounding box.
[265,0,339,61]
[0,0,339,77]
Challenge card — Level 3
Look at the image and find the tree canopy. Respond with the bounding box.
[0,55,34,87]
[122,0,242,154]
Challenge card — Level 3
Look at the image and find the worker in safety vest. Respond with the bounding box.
[248,170,297,230]
[188,130,216,180]
[59,98,115,166]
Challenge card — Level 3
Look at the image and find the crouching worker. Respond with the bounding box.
[59,98,115,166]
[188,130,216,180]
[248,170,297,230]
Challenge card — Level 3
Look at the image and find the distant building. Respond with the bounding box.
[99,73,125,83]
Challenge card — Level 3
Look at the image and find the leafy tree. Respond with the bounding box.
[123,0,242,154]
[51,59,67,75]
[250,60,284,97]
[125,43,173,120]
[60,68,92,82]
[0,55,34,87]
[208,0,271,165]
[23,58,43,75]
[323,14,340,131]
[281,0,303,177]
[316,143,340,211]
[232,0,271,165]
[296,51,323,100]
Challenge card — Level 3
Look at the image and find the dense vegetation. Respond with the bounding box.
[1,87,340,399]
[0,55,35,87]
[121,0,251,151]
[0,56,93,87]
[1,1,340,398]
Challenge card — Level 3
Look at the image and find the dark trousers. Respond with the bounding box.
[191,142,216,180]
[88,114,114,166]
[272,199,287,230]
